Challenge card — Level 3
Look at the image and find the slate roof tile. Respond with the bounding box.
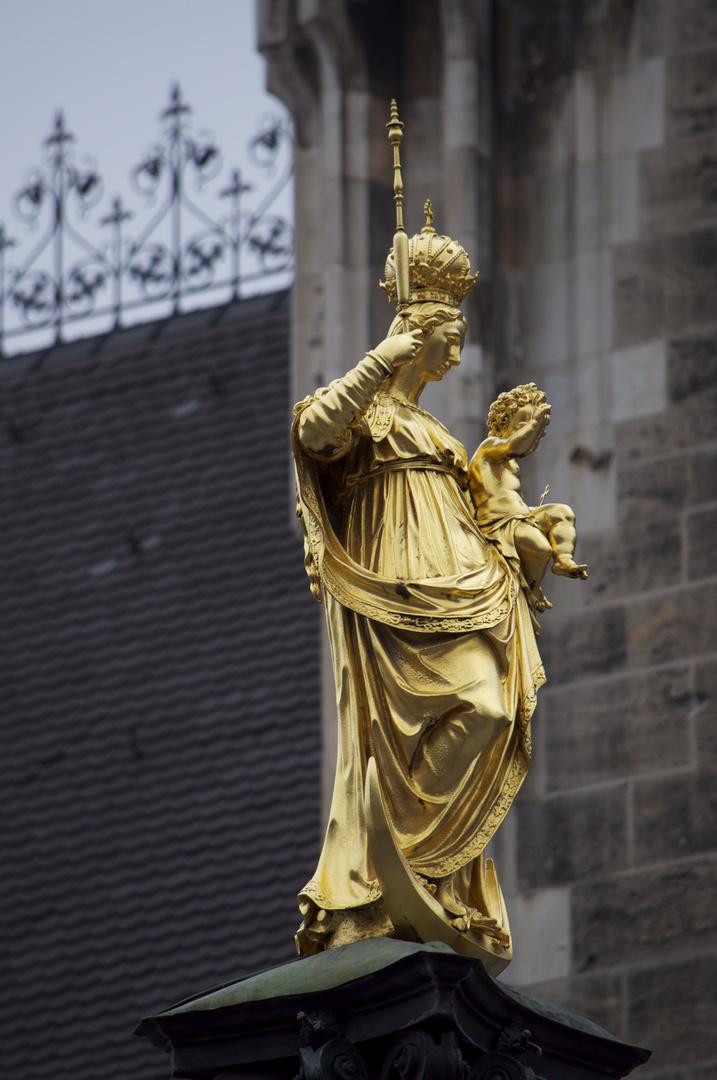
[0,290,321,1079]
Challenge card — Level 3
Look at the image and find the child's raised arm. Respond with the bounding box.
[478,403,551,461]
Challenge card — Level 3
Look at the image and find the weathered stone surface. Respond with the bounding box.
[626,583,717,667]
[575,248,613,358]
[369,178,397,267]
[687,506,717,580]
[572,857,717,972]
[516,972,625,1043]
[538,605,626,685]
[607,154,640,246]
[691,1066,717,1080]
[615,395,717,462]
[667,331,717,404]
[640,0,717,57]
[613,230,717,349]
[534,171,570,262]
[485,2,717,1074]
[617,457,689,532]
[641,136,717,240]
[633,767,717,865]
[611,339,667,423]
[527,259,571,366]
[578,456,688,596]
[544,667,692,792]
[628,954,717,1067]
[573,70,601,167]
[578,527,683,601]
[517,784,629,890]
[695,657,717,755]
[602,58,665,158]
[636,1072,689,1080]
[666,49,717,141]
[503,884,571,985]
[688,447,717,504]
[497,180,533,270]
[575,163,600,252]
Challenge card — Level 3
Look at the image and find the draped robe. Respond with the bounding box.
[292,352,544,918]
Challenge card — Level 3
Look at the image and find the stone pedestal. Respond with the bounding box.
[136,940,650,1080]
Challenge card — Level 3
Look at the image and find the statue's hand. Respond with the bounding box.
[534,402,551,436]
[374,330,424,368]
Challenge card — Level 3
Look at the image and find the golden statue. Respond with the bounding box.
[291,102,586,975]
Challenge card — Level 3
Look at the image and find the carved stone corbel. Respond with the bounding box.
[295,1009,369,1080]
[380,1028,466,1080]
[468,1024,542,1080]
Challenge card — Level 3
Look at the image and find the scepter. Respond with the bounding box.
[387,100,410,329]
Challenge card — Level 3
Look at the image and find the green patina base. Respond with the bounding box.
[137,939,650,1080]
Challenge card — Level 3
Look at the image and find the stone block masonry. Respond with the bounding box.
[492,2,717,1073]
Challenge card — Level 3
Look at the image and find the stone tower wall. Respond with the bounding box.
[489,2,717,1071]
[259,1,717,1070]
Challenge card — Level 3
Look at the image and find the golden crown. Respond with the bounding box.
[380,199,478,308]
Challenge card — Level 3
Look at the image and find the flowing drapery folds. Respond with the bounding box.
[292,353,544,944]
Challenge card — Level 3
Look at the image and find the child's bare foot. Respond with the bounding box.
[530,586,552,612]
[552,556,588,579]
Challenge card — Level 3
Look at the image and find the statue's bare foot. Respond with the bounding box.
[530,585,552,612]
[552,557,588,579]
[450,904,481,931]
[451,908,510,949]
[295,900,336,954]
[470,912,511,947]
[434,878,466,917]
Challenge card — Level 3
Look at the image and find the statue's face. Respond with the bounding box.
[503,401,549,437]
[415,319,466,382]
[504,404,536,435]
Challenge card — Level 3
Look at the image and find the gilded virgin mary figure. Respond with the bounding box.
[291,114,546,974]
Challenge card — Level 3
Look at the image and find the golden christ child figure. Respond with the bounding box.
[468,383,588,615]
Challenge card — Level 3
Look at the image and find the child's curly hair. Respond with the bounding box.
[487,382,547,436]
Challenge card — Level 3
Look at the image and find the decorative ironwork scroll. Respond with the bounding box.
[0,83,293,356]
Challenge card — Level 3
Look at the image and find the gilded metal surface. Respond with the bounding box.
[469,382,587,615]
[365,758,512,976]
[292,103,585,963]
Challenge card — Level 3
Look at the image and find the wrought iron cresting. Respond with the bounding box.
[0,84,293,356]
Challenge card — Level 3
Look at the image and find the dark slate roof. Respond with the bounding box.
[0,291,322,1080]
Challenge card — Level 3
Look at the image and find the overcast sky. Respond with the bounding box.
[0,0,291,352]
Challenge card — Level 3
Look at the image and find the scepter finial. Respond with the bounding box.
[387,100,409,320]
[386,99,405,234]
[379,101,478,312]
